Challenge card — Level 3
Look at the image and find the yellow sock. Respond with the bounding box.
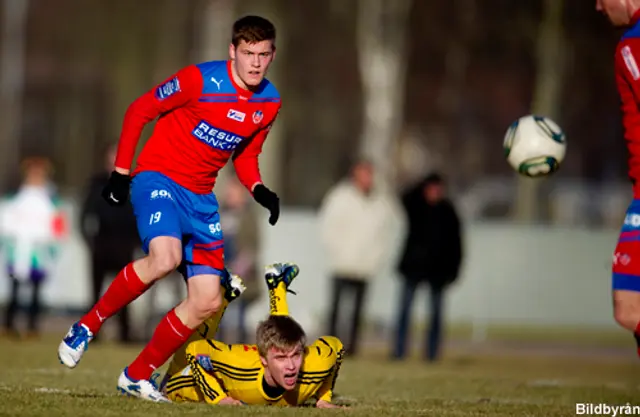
[269,282,289,316]
[166,290,230,377]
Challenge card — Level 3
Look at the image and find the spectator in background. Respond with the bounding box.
[217,176,261,343]
[318,159,398,356]
[80,144,139,343]
[1,156,66,339]
[392,172,463,362]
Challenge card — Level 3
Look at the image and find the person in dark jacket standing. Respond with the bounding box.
[392,172,463,362]
[80,144,139,343]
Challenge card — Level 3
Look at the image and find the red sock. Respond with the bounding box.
[127,309,194,381]
[80,263,149,334]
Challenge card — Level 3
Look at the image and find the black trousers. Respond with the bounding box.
[328,275,368,356]
[4,277,42,333]
[91,257,132,342]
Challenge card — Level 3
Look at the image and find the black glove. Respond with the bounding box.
[253,184,280,225]
[101,171,131,206]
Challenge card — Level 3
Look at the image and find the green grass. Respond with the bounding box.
[0,335,637,416]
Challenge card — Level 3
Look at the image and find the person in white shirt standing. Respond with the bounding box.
[1,157,66,339]
[318,159,398,356]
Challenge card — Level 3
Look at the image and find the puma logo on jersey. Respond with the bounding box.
[211,77,223,89]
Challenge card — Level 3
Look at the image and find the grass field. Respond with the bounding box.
[0,334,638,417]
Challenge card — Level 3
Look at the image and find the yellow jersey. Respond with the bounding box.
[166,336,344,406]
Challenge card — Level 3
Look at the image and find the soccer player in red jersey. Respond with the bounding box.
[597,0,640,357]
[58,15,282,401]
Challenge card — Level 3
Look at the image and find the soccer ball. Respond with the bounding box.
[503,114,567,177]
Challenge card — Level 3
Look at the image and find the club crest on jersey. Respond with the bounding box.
[155,77,181,100]
[252,110,264,124]
[196,355,214,372]
[192,121,245,151]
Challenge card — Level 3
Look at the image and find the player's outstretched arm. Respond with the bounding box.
[103,66,202,206]
[185,351,230,405]
[232,119,280,225]
[308,336,346,408]
[616,39,640,149]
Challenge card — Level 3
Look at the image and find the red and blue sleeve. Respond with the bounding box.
[617,39,640,137]
[114,65,203,171]
[232,105,281,192]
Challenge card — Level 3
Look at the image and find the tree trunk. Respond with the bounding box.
[356,0,412,191]
[513,0,565,222]
[0,0,29,192]
[438,0,479,185]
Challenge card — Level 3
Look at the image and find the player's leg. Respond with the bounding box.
[164,271,246,382]
[117,272,221,400]
[611,200,640,356]
[613,289,640,355]
[265,263,300,316]
[58,172,183,370]
[117,190,227,400]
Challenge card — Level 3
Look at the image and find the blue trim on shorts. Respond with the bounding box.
[183,264,224,279]
[613,273,640,292]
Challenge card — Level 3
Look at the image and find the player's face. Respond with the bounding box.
[229,40,275,89]
[596,0,635,26]
[262,343,303,390]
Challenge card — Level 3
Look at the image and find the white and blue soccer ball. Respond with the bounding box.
[503,114,567,177]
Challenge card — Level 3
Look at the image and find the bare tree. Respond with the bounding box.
[0,0,29,191]
[437,0,480,185]
[356,0,413,190]
[513,0,566,222]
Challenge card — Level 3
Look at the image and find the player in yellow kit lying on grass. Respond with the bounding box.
[159,263,345,408]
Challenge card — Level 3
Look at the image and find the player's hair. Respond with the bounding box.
[256,315,306,358]
[231,15,276,47]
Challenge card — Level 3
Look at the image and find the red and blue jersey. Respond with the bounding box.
[613,12,640,293]
[114,60,281,194]
[616,11,640,196]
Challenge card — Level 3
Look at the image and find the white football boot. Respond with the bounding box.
[58,322,94,368]
[117,367,170,402]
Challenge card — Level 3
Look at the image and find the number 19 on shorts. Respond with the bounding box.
[149,211,162,225]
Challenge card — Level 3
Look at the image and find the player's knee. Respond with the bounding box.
[613,304,640,330]
[147,238,182,279]
[613,292,640,331]
[150,255,181,279]
[190,290,222,322]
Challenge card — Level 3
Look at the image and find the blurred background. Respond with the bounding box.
[0,0,634,359]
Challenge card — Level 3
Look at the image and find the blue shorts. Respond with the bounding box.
[130,171,224,279]
[612,199,640,292]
